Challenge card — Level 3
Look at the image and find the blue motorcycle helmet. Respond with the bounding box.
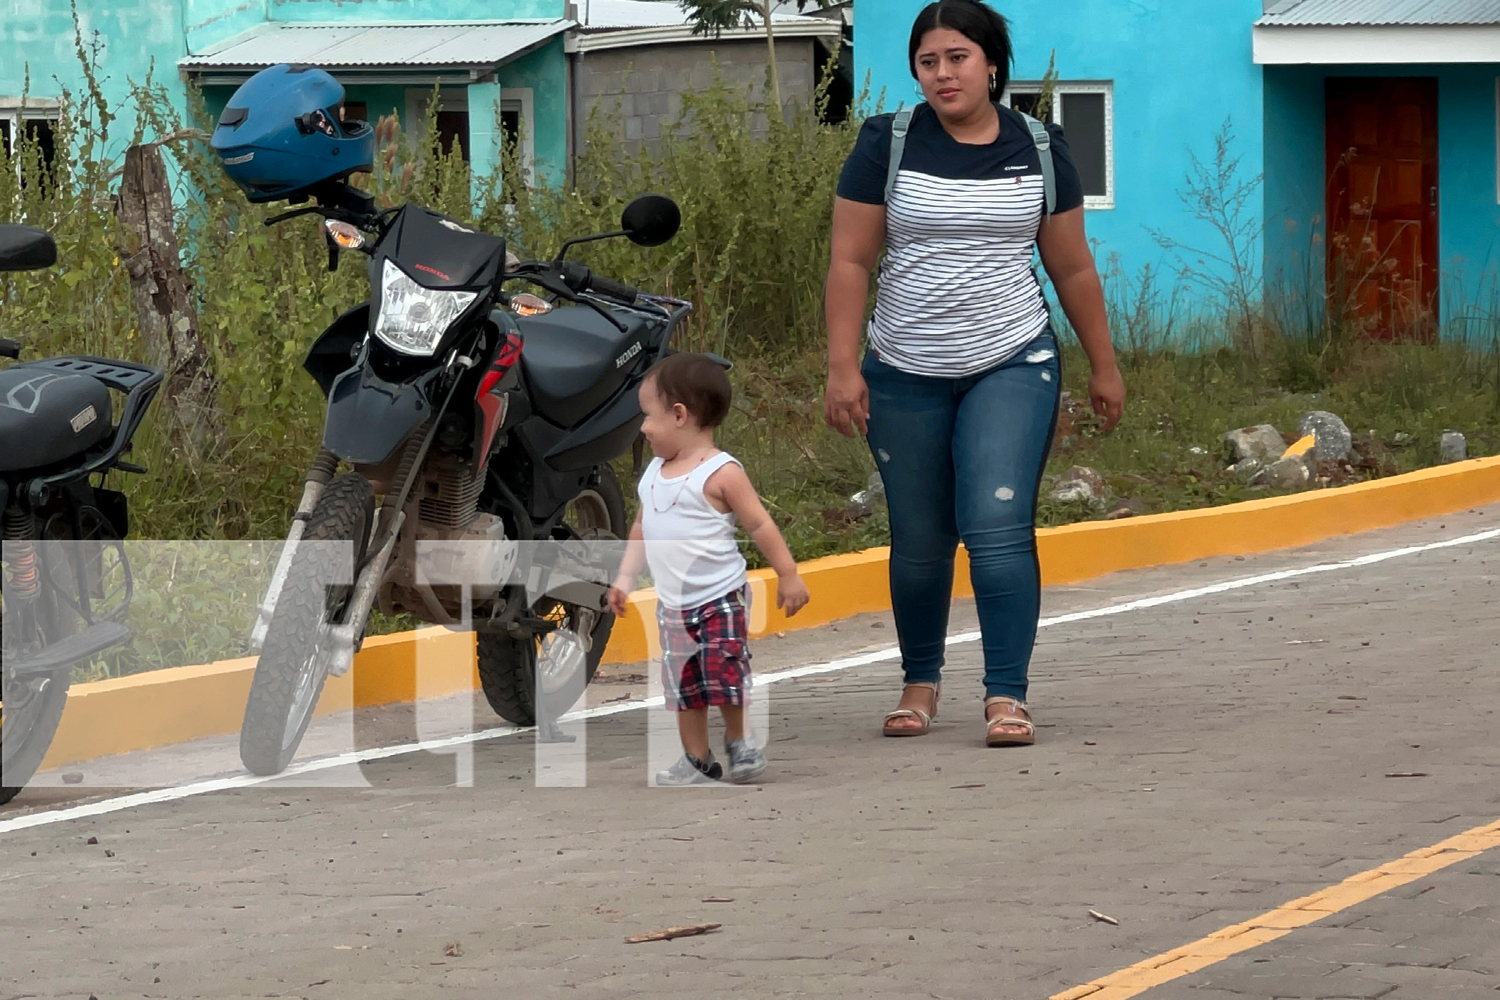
[210,64,375,203]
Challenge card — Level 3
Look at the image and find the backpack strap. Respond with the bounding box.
[883,105,917,205]
[1017,110,1057,216]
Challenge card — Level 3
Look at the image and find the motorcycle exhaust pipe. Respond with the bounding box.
[249,451,339,650]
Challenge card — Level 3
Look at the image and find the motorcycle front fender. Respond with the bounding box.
[322,362,440,466]
[303,303,371,399]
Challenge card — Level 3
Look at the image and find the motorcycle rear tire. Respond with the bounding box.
[477,465,627,727]
[238,472,373,777]
[0,679,66,806]
[1,526,81,805]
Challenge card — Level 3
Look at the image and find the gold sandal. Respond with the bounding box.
[984,696,1036,747]
[883,682,940,737]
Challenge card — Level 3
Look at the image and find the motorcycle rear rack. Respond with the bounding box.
[5,620,131,677]
[9,356,165,491]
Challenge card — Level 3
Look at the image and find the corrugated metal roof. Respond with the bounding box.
[180,20,571,69]
[574,0,826,31]
[1258,0,1500,26]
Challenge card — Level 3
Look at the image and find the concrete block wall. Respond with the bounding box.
[575,37,818,157]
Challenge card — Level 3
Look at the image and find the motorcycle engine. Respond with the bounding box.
[414,513,518,600]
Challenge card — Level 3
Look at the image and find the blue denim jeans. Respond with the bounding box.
[863,328,1061,701]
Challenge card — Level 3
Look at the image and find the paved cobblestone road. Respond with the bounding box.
[2,506,1496,999]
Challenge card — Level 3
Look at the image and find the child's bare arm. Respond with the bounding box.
[708,464,810,615]
[608,510,646,615]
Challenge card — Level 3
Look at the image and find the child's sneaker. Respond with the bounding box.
[725,738,767,784]
[655,752,723,786]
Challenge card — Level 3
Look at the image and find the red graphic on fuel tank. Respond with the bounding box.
[476,332,523,456]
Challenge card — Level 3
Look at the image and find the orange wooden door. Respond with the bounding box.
[1325,78,1439,341]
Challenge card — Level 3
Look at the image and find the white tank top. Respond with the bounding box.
[637,451,748,611]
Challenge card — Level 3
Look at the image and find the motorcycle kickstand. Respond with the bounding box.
[535,685,577,744]
[535,713,577,744]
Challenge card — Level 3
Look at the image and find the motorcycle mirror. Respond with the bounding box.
[620,195,681,248]
[0,224,58,273]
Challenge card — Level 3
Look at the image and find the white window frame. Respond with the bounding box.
[402,86,535,181]
[1001,80,1115,211]
[403,85,468,156]
[0,98,61,172]
[499,87,536,184]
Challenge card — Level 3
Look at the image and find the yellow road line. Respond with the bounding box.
[1051,817,1500,1000]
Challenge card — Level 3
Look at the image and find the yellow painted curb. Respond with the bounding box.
[39,454,1500,770]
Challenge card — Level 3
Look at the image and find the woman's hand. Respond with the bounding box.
[1088,363,1126,432]
[823,366,870,438]
[824,197,884,440]
[1038,208,1124,432]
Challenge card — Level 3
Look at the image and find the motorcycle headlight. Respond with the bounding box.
[373,259,478,357]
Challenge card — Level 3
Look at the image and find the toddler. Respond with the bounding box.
[609,352,809,785]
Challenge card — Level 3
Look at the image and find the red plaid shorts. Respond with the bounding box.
[656,586,752,711]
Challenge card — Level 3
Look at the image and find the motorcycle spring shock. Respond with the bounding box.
[3,506,39,600]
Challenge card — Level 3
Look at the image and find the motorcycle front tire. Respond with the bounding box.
[238,472,374,777]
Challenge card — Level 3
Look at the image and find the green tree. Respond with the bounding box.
[677,0,835,114]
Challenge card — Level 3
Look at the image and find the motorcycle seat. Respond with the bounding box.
[0,366,113,474]
[518,305,653,427]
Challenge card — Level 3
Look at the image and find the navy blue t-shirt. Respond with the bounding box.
[836,103,1085,378]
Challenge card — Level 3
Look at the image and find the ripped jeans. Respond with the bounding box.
[863,328,1061,702]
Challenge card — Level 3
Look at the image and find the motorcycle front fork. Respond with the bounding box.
[248,450,339,650]
[324,509,404,678]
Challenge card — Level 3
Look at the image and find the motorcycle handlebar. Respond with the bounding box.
[0,338,20,360]
[584,272,641,305]
[551,261,641,305]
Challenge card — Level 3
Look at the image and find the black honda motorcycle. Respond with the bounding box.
[0,224,163,805]
[239,177,718,775]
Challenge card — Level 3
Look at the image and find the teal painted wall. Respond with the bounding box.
[185,0,270,52]
[2,0,187,121]
[853,0,1267,281]
[268,0,564,22]
[1262,65,1326,303]
[494,36,568,185]
[1264,64,1500,330]
[2,0,265,149]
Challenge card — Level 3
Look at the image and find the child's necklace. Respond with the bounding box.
[650,452,713,512]
[649,467,691,513]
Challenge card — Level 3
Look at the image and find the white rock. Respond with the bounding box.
[1439,431,1467,463]
[1264,456,1312,491]
[1051,481,1096,505]
[1298,411,1352,462]
[1050,466,1108,508]
[1228,458,1266,484]
[1224,425,1286,464]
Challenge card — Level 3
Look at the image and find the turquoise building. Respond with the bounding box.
[854,0,1500,338]
[2,0,574,188]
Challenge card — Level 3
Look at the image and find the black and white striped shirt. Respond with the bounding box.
[837,104,1084,378]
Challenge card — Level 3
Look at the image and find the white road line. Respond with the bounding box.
[3,525,1496,837]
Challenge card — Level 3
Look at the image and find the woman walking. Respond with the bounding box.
[822,0,1124,746]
